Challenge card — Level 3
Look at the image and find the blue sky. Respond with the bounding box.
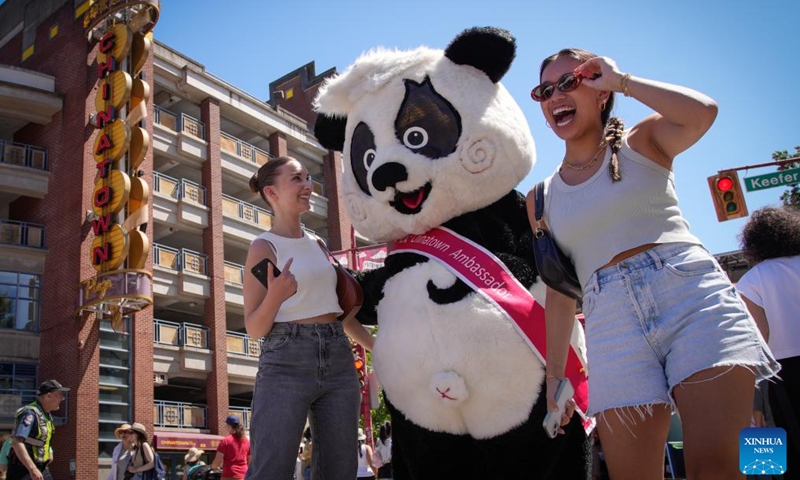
[154,0,799,254]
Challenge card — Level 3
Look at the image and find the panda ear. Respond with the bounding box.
[444,27,516,83]
[313,114,347,152]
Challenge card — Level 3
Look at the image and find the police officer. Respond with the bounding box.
[7,380,69,480]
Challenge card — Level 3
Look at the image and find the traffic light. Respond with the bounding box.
[708,171,748,222]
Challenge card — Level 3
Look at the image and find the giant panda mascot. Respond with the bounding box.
[314,27,591,479]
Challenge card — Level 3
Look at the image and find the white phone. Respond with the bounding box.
[543,378,574,439]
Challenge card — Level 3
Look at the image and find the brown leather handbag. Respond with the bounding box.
[317,239,364,320]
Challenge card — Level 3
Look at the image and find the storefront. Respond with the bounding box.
[153,432,223,480]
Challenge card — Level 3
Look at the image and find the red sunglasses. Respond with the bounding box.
[530,72,583,102]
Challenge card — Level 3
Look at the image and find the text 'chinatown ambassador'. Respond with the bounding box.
[7,380,69,480]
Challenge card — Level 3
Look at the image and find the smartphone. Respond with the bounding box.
[251,258,281,288]
[543,378,575,439]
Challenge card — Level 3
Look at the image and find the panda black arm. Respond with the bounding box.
[354,252,430,324]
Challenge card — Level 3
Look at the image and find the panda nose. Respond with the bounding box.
[372,162,408,192]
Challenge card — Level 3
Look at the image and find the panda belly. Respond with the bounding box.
[372,259,545,439]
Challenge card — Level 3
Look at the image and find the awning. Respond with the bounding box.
[153,431,224,451]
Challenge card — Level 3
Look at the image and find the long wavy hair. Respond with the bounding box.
[540,48,624,181]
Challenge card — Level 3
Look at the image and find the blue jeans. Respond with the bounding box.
[581,242,780,417]
[245,322,361,480]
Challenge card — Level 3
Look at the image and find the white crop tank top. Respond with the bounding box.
[253,230,342,322]
[544,133,701,289]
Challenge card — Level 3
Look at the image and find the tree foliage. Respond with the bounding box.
[773,146,800,207]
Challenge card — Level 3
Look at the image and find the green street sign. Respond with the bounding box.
[744,168,800,192]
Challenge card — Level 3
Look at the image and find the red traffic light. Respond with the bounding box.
[716,176,734,191]
[707,172,748,222]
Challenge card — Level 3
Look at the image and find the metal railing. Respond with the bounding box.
[153,244,208,275]
[0,140,48,170]
[153,172,206,205]
[226,330,262,357]
[154,106,205,140]
[309,175,326,197]
[154,400,207,429]
[224,261,244,285]
[0,219,45,248]
[220,132,273,166]
[153,319,209,349]
[221,194,273,230]
[228,406,252,431]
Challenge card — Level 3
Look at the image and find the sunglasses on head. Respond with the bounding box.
[530,72,583,102]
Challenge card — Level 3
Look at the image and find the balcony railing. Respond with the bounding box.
[0,140,48,170]
[309,175,325,197]
[154,400,207,429]
[154,106,205,140]
[153,172,206,205]
[153,244,208,275]
[0,219,45,248]
[220,132,272,166]
[221,194,272,230]
[154,319,209,349]
[224,261,244,285]
[228,406,252,431]
[0,389,68,424]
[226,330,262,357]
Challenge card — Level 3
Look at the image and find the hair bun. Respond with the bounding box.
[249,175,259,193]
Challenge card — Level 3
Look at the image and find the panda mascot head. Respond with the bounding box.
[313,27,534,241]
[314,27,590,480]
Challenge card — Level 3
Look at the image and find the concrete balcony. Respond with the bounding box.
[0,140,50,198]
[152,172,208,238]
[0,65,62,133]
[223,261,244,309]
[226,331,260,383]
[0,220,47,275]
[153,320,212,378]
[152,245,210,307]
[221,194,272,248]
[152,106,207,167]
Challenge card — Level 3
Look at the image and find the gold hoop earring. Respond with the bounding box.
[600,101,607,111]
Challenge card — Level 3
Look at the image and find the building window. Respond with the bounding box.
[98,317,131,459]
[0,363,38,424]
[0,271,41,331]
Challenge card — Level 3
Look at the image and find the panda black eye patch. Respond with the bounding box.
[350,122,376,195]
[395,77,461,159]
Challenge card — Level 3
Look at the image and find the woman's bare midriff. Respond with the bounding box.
[290,312,339,324]
[599,243,660,270]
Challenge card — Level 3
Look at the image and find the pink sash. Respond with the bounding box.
[390,226,591,430]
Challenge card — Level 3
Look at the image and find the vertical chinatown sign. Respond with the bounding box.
[76,1,160,329]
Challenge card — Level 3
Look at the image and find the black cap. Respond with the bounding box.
[38,380,70,395]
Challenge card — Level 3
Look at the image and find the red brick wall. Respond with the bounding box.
[200,97,230,435]
[1,3,159,478]
[2,4,100,480]
[269,131,287,158]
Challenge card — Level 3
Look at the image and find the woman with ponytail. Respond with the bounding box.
[527,49,778,479]
[243,157,371,480]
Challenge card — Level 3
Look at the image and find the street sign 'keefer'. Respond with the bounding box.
[744,168,800,192]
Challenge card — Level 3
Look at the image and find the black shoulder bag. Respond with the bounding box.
[531,182,582,300]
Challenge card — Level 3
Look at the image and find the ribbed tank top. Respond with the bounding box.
[544,133,701,289]
[253,230,342,322]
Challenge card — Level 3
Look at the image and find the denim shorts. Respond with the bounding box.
[581,242,780,417]
[246,321,361,480]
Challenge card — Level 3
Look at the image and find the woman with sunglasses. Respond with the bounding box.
[527,48,778,480]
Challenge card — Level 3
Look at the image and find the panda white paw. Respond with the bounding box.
[429,370,469,407]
